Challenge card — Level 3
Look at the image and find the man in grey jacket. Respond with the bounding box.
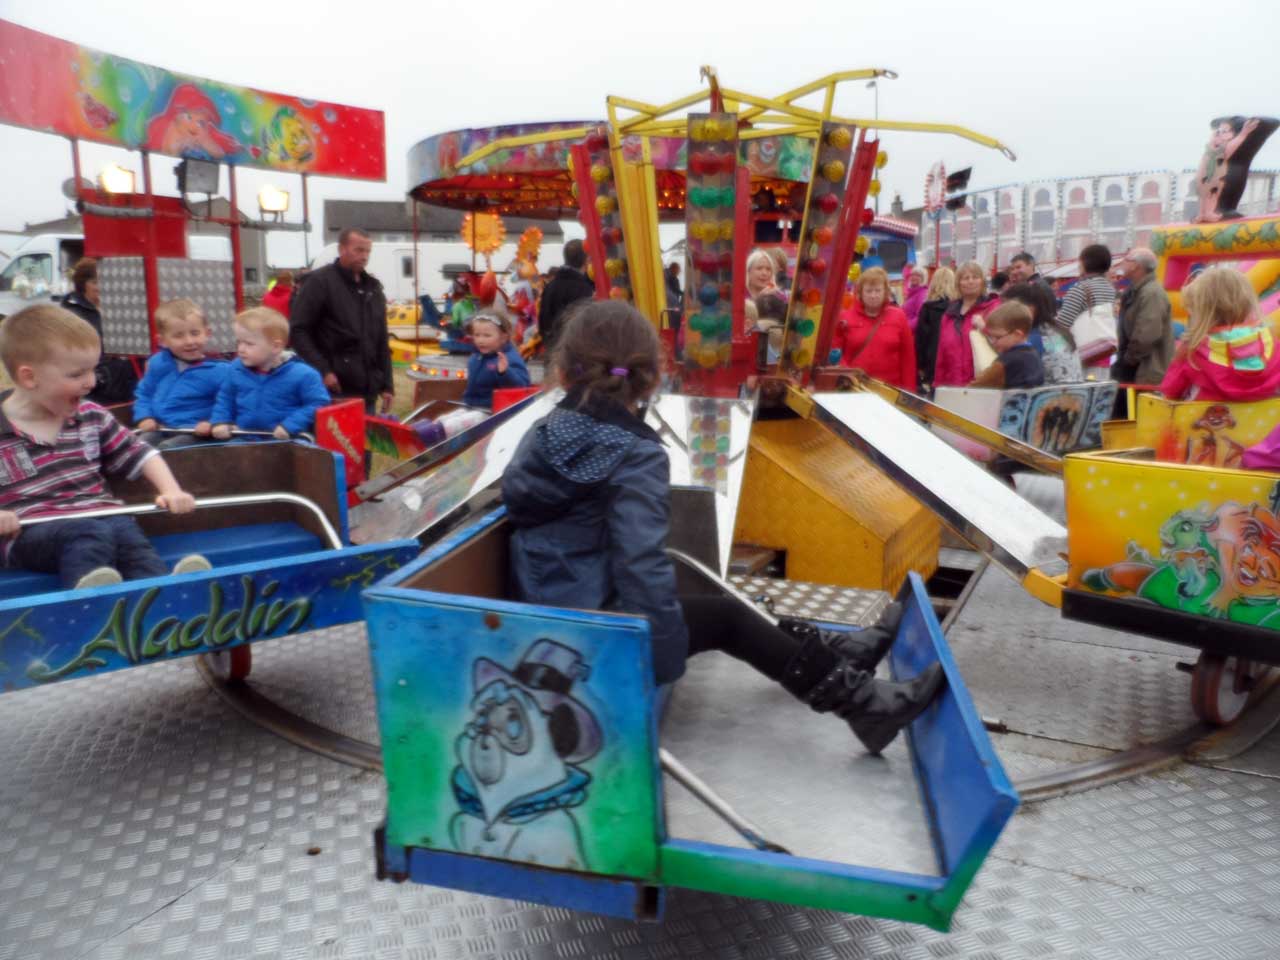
[1114,247,1175,385]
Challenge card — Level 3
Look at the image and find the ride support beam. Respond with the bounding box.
[228,163,244,311]
[813,133,878,372]
[569,141,611,298]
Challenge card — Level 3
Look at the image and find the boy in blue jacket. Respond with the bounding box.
[211,308,330,440]
[134,299,228,447]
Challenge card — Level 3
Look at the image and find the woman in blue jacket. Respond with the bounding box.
[500,300,945,755]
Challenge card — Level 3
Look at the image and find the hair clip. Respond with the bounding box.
[610,366,629,376]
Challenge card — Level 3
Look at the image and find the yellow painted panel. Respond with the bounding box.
[1133,394,1280,465]
[1101,419,1137,450]
[735,419,939,592]
[1065,449,1280,630]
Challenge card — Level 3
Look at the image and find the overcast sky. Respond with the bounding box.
[3,0,1279,265]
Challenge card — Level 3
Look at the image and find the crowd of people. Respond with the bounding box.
[730,241,1280,416]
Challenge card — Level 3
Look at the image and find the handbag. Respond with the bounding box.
[968,312,998,375]
[1073,281,1118,364]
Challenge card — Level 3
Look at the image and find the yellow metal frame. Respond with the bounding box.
[448,70,1015,334]
[454,70,1016,183]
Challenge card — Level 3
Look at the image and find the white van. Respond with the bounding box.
[0,233,232,318]
[310,237,565,303]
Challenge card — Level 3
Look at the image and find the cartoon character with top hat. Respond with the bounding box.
[449,639,602,869]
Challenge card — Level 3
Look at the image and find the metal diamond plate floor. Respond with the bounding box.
[661,653,938,876]
[6,568,1280,958]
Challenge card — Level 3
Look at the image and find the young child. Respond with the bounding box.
[1160,268,1280,401]
[0,305,207,589]
[210,307,330,440]
[500,300,945,755]
[463,312,530,408]
[134,299,229,448]
[412,312,531,447]
[967,302,1045,389]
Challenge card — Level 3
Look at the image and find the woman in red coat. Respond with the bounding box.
[838,267,916,389]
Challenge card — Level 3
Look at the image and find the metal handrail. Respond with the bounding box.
[18,493,343,551]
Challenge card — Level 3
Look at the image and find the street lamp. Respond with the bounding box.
[98,163,135,194]
[258,184,290,221]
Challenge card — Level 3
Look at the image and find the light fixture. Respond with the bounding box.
[98,164,136,194]
[258,184,290,217]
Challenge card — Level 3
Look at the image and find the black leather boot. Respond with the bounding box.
[778,607,899,673]
[781,636,946,756]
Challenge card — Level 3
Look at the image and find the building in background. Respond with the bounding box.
[916,169,1280,270]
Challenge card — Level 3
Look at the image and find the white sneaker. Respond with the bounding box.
[75,566,123,589]
[172,554,212,575]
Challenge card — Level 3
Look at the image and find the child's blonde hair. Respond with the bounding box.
[235,306,290,345]
[154,298,205,334]
[1182,268,1259,357]
[0,305,99,378]
[926,266,957,301]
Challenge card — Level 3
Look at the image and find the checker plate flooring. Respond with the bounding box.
[6,569,1280,958]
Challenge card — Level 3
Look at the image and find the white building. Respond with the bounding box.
[918,169,1280,269]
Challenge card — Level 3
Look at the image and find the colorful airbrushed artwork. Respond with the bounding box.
[0,19,385,179]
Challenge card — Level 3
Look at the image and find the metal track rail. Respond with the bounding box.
[197,647,1280,808]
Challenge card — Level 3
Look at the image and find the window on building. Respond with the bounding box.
[1030,188,1054,233]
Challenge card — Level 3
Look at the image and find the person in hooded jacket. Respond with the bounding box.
[500,299,945,755]
[1160,268,1280,401]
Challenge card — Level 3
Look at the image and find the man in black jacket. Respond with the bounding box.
[290,228,393,412]
[537,239,595,351]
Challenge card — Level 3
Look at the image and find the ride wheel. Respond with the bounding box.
[1189,653,1258,725]
[206,645,253,683]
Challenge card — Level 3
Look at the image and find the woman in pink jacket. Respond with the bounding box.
[933,261,1000,387]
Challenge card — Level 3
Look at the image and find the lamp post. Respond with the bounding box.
[98,163,136,194]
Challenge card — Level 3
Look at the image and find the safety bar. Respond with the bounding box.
[17,493,343,551]
[659,747,789,854]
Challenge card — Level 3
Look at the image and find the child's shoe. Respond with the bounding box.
[75,566,123,589]
[172,554,212,576]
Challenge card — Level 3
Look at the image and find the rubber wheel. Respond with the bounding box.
[1190,653,1253,725]
[207,645,253,683]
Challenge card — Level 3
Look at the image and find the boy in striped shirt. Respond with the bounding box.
[0,305,207,589]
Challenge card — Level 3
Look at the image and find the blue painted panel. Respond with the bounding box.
[364,538,663,881]
[0,540,418,693]
[891,573,1019,904]
[385,836,664,922]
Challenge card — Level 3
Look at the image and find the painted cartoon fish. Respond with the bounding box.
[78,92,118,130]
